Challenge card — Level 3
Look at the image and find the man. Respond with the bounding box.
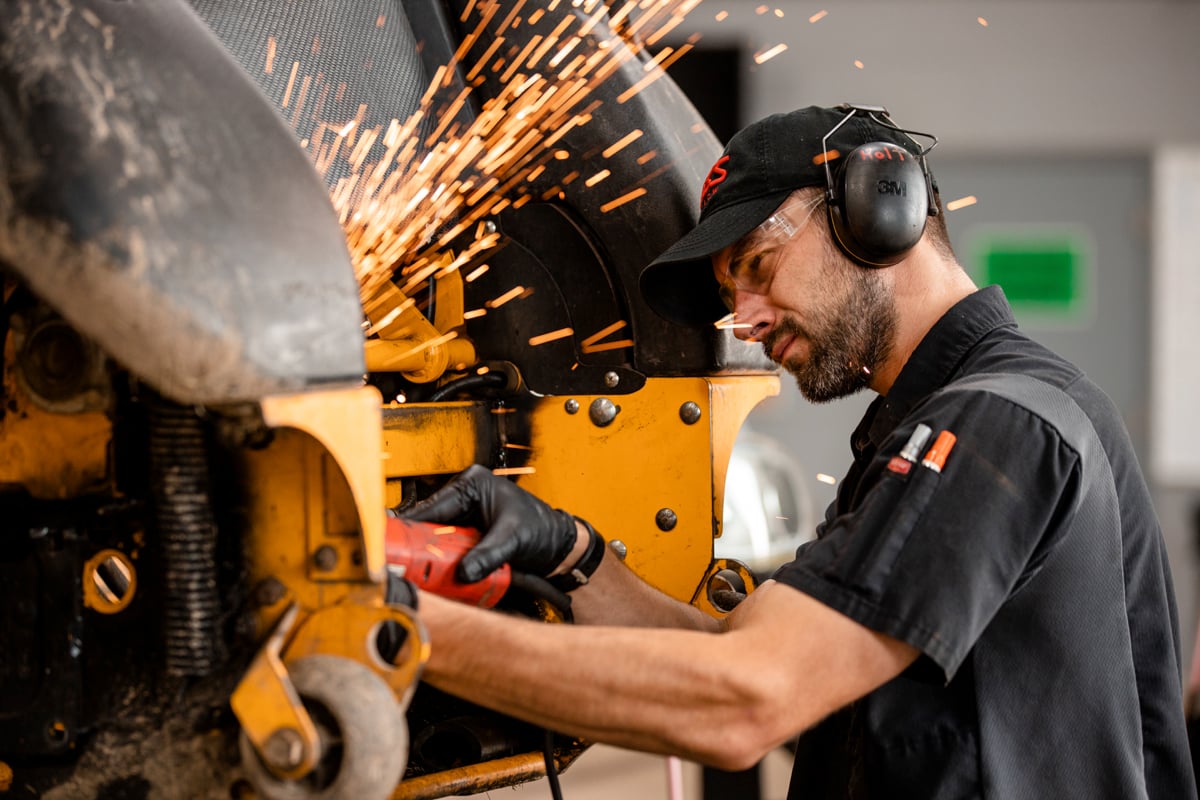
[404,105,1196,798]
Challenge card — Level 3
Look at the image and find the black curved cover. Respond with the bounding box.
[0,0,365,404]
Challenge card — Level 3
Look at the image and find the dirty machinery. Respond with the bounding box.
[0,0,778,798]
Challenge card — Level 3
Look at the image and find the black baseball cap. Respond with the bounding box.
[640,104,922,327]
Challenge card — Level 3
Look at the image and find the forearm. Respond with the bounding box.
[418,581,918,769]
[564,542,722,630]
[418,590,768,768]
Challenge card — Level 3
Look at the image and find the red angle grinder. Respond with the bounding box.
[384,516,511,608]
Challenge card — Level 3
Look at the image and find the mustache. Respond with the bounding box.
[761,317,807,361]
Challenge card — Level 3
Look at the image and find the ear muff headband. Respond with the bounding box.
[821,104,940,267]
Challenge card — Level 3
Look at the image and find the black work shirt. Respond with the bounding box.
[774,286,1195,799]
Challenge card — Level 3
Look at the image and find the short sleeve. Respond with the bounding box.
[773,389,1081,681]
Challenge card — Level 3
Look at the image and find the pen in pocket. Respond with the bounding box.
[887,423,933,475]
[921,430,957,473]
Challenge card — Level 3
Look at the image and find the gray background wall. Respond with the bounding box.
[691,1,1200,677]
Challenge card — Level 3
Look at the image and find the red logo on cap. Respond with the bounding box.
[700,155,730,210]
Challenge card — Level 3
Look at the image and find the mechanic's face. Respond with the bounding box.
[714,196,897,403]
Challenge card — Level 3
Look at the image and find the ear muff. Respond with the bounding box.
[820,105,940,268]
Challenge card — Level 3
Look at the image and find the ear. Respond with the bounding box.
[827,143,930,267]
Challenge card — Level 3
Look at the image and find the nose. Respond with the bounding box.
[731,291,773,343]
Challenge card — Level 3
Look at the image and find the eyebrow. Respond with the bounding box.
[718,246,774,310]
[728,244,781,284]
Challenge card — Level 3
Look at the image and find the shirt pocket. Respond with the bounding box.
[850,464,942,601]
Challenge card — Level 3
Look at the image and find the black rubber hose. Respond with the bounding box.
[508,572,573,624]
[544,728,565,800]
[425,370,507,401]
[506,571,573,800]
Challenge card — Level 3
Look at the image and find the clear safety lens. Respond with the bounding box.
[726,194,823,296]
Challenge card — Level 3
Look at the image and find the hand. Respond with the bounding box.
[402,464,579,583]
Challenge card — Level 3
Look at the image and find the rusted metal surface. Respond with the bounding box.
[392,749,586,799]
[0,0,364,405]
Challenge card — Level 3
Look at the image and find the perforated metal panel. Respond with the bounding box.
[188,0,433,186]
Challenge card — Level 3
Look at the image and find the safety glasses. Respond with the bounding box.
[724,192,824,297]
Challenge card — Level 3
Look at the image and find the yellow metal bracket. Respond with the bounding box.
[285,587,430,709]
[259,386,387,583]
[232,595,430,781]
[362,260,475,382]
[230,605,322,779]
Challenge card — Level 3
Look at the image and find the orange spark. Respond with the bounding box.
[809,9,828,23]
[714,313,752,330]
[854,59,864,69]
[978,17,989,27]
[264,36,277,74]
[493,467,537,476]
[715,10,728,21]
[754,44,788,64]
[487,286,526,308]
[581,319,627,347]
[321,0,713,320]
[603,129,644,158]
[946,195,978,211]
[529,327,574,346]
[600,187,647,213]
[282,61,300,107]
[585,169,611,186]
[581,338,634,354]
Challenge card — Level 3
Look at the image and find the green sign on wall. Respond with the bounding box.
[969,229,1092,325]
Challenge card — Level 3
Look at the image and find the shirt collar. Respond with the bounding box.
[856,285,1016,450]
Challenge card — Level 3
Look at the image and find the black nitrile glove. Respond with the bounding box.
[402,464,578,584]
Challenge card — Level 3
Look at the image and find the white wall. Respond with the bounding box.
[685,0,1200,155]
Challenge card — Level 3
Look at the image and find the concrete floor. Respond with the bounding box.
[444,745,793,800]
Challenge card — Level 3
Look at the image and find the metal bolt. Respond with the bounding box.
[655,508,678,531]
[588,397,618,427]
[255,578,286,606]
[564,398,580,414]
[679,402,702,425]
[262,728,306,771]
[483,220,498,234]
[603,371,620,388]
[608,539,628,560]
[313,545,338,572]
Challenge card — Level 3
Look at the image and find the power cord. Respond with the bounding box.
[509,572,572,800]
[544,729,565,800]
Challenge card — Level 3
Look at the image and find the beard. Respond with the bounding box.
[763,269,897,403]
